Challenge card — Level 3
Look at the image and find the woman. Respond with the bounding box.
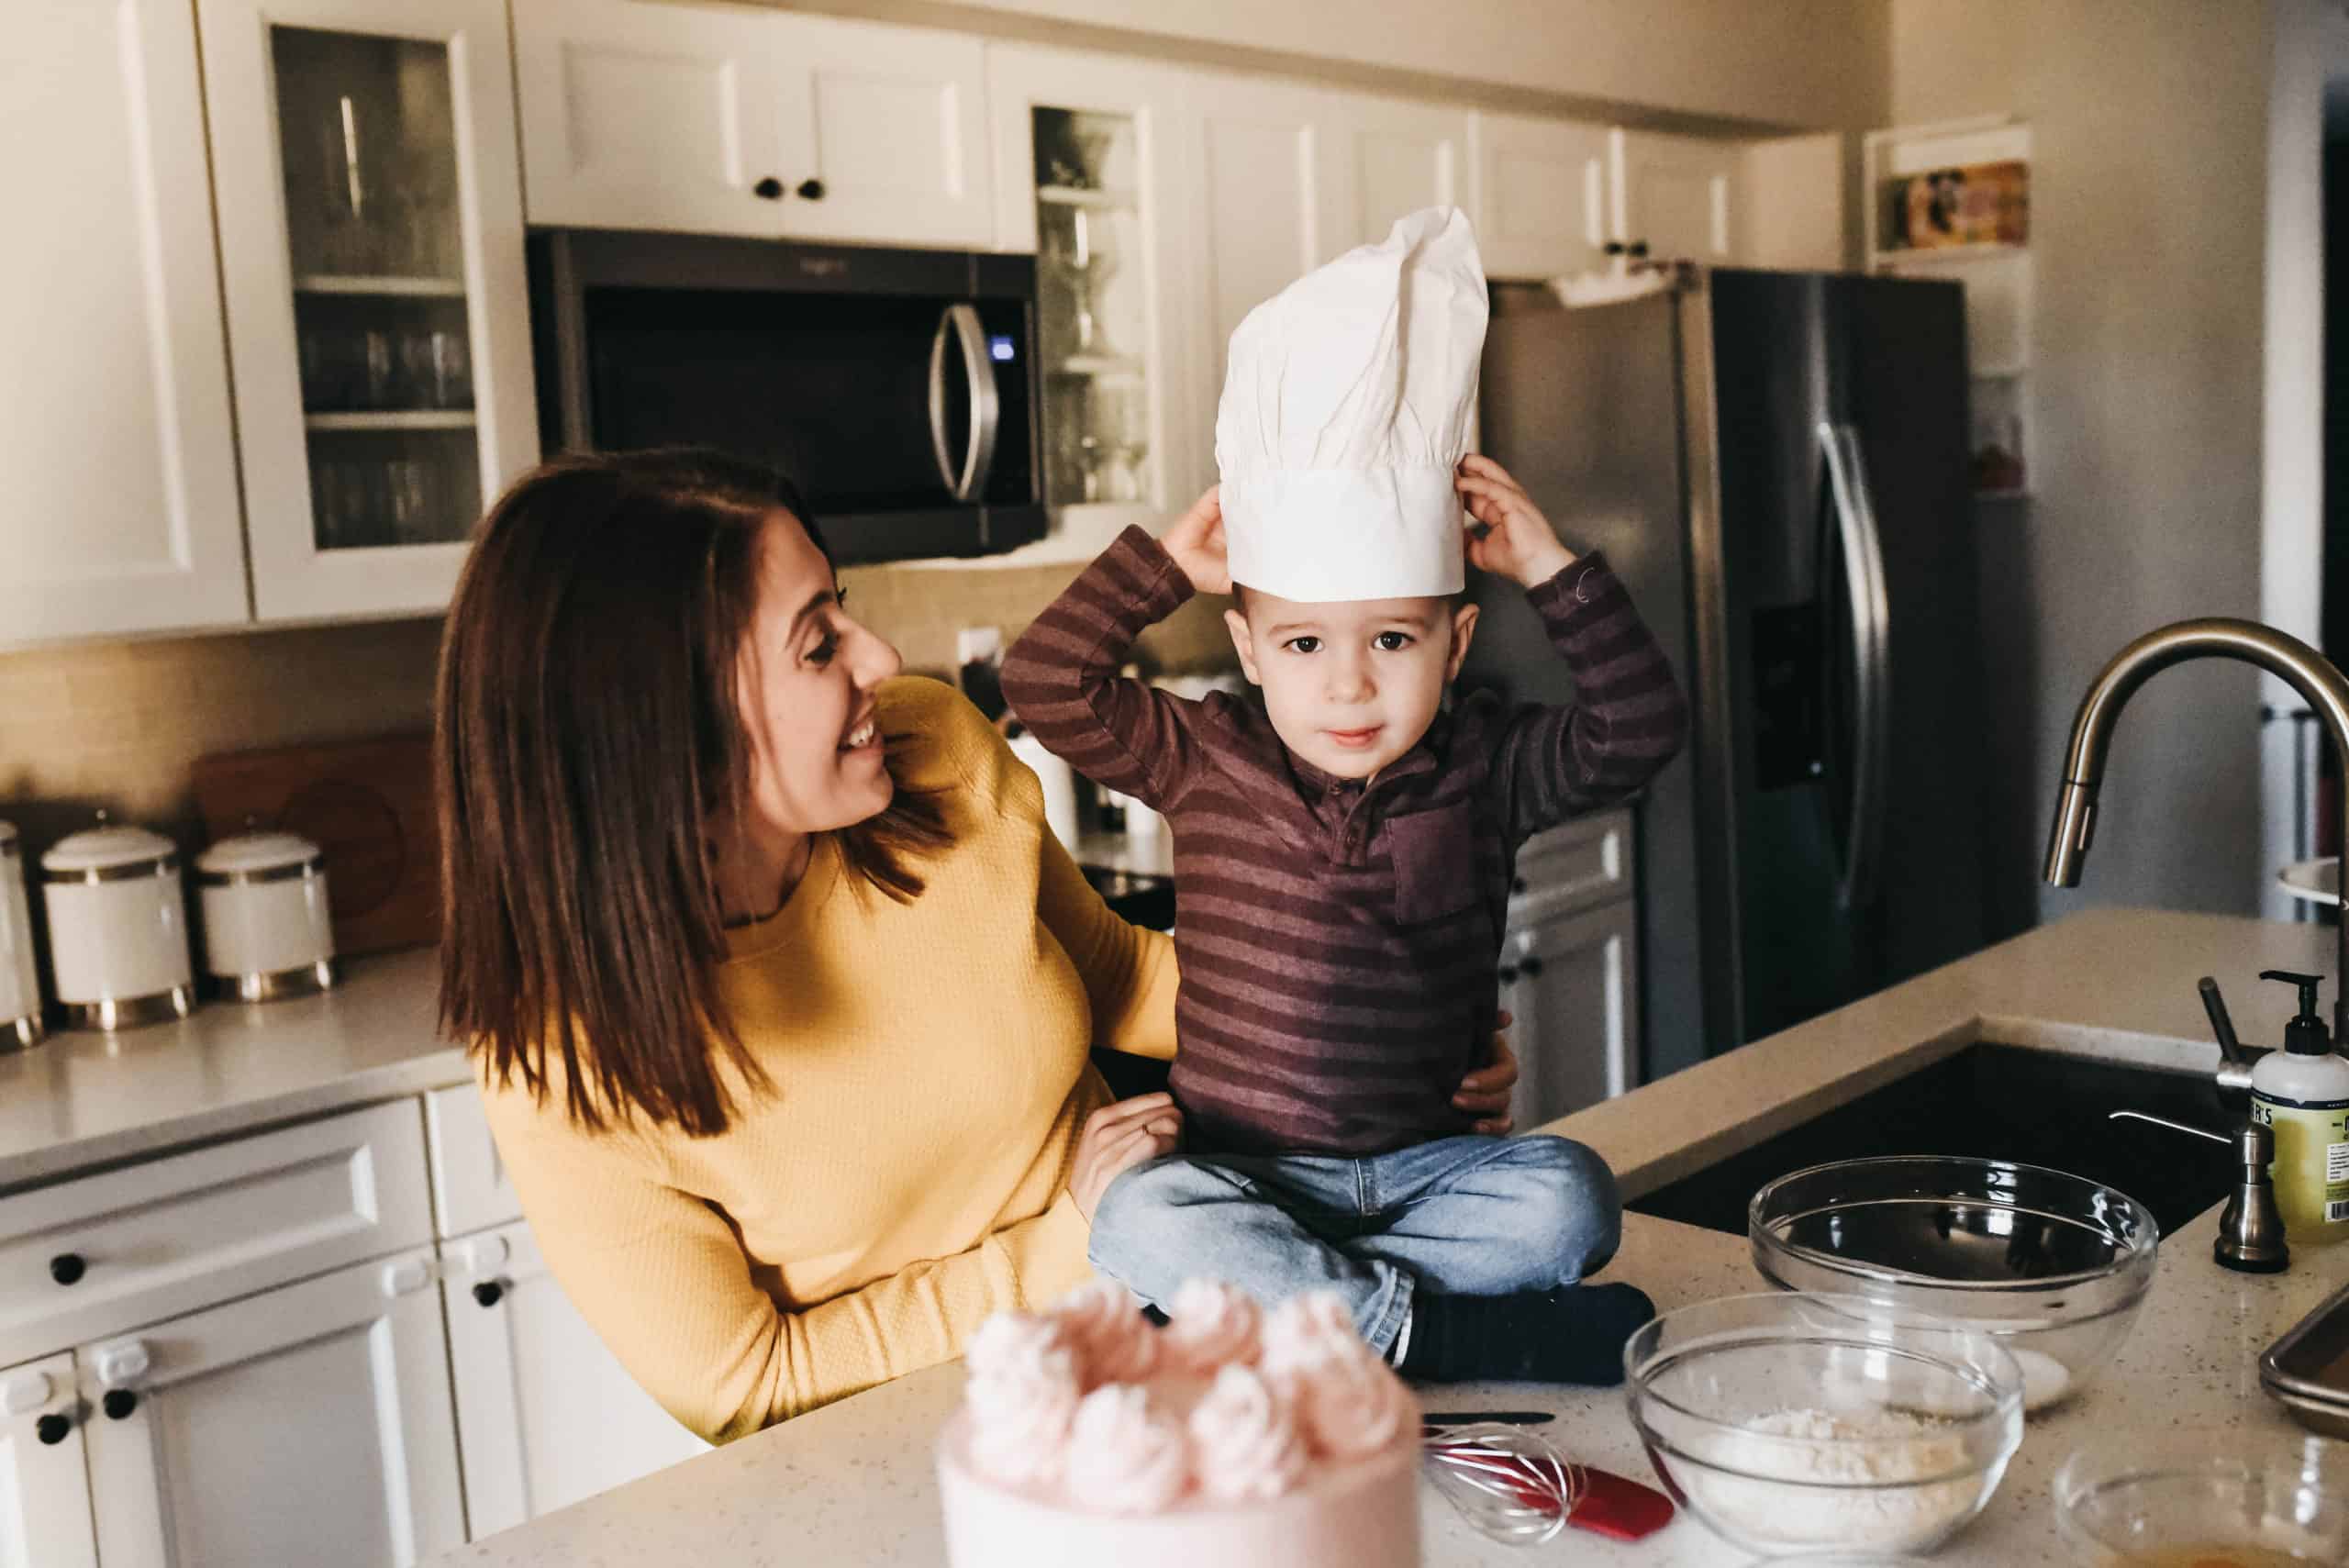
[435,449,1519,1442]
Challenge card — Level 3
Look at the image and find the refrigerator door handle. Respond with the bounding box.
[1818,421,1893,911]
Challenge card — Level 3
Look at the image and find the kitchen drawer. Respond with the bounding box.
[1508,807,1633,922]
[0,1100,431,1365]
[425,1084,522,1240]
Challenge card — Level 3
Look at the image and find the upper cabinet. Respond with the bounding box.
[515,0,993,249]
[1321,97,1475,255]
[1610,128,1738,265]
[0,0,251,643]
[198,0,538,622]
[1474,113,1611,280]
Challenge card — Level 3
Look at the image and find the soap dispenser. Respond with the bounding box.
[2250,969,2349,1246]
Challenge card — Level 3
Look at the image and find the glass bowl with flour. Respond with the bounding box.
[1750,1155,2159,1415]
[1625,1294,2025,1555]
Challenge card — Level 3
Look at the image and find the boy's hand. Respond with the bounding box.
[1452,1011,1520,1136]
[1457,455,1575,589]
[1161,485,1230,596]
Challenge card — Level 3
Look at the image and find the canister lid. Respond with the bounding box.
[196,830,325,882]
[42,822,179,878]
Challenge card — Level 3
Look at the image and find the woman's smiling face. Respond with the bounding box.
[733,510,905,840]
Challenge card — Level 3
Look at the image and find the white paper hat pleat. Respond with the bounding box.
[1215,206,1488,601]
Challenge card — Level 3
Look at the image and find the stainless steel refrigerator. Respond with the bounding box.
[1470,269,1988,1080]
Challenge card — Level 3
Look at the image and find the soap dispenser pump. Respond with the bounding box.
[2250,969,2349,1246]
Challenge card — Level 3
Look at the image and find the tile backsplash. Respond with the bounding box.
[0,556,1234,853]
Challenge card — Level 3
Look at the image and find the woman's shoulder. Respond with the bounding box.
[876,675,1019,798]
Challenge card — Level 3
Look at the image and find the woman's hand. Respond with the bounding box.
[1161,486,1231,596]
[1457,455,1574,589]
[1453,1010,1520,1136]
[1068,1092,1184,1221]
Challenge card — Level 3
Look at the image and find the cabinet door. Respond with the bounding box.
[1473,113,1611,280]
[83,1248,463,1568]
[1502,900,1639,1130]
[511,0,791,235]
[1184,77,1338,395]
[1322,96,1475,253]
[779,15,992,248]
[1611,128,1738,264]
[199,0,538,622]
[0,0,249,645]
[442,1219,707,1537]
[0,1353,97,1568]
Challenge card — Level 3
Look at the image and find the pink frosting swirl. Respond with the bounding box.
[1048,1279,1160,1388]
[1161,1279,1263,1376]
[962,1312,1081,1485]
[1260,1290,1364,1373]
[1063,1386,1192,1512]
[1279,1342,1416,1460]
[1186,1363,1311,1500]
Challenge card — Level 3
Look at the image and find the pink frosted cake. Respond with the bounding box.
[938,1280,1422,1568]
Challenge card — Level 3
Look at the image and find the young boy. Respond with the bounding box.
[1002,208,1687,1384]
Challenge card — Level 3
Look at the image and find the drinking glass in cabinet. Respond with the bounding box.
[273,28,463,284]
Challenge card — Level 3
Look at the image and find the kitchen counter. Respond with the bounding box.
[0,945,462,1191]
[421,906,2349,1565]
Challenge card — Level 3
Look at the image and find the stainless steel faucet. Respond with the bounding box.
[2044,617,2349,1042]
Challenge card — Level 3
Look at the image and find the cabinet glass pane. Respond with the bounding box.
[271,27,480,551]
[1032,107,1153,507]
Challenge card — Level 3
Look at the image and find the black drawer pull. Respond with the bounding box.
[49,1254,84,1286]
[102,1390,137,1420]
[752,176,785,200]
[35,1413,70,1445]
[473,1280,505,1308]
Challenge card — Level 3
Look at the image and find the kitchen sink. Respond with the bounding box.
[1627,1042,2235,1240]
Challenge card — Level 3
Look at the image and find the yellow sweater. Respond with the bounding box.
[477,678,1177,1442]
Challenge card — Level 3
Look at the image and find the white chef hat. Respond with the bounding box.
[1215,206,1488,602]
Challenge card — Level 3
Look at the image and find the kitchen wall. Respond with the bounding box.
[0,563,1229,852]
[757,0,1891,132]
[1889,0,2274,930]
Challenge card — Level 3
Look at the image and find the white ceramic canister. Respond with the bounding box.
[40,820,195,1031]
[1007,733,1082,852]
[195,830,336,1002]
[0,822,42,1049]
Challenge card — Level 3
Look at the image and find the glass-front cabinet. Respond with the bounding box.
[199,0,534,621]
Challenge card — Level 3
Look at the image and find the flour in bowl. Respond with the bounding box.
[1687,1406,1985,1551]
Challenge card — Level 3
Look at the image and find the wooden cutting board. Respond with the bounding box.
[191,733,440,957]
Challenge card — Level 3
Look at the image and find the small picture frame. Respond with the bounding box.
[1892,159,2030,250]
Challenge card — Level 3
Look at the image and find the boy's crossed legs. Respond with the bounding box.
[1086,1133,1654,1384]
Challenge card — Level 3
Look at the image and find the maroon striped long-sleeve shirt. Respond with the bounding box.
[1003,526,1687,1156]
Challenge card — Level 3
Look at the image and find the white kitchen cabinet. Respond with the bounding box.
[515,0,992,249]
[1182,78,1339,395]
[83,1246,465,1568]
[199,0,538,622]
[1320,96,1476,252]
[0,1352,97,1568]
[0,0,250,646]
[1472,112,1612,281]
[1610,128,1738,264]
[1503,898,1640,1131]
[442,1218,707,1535]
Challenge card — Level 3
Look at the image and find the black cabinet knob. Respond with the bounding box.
[796,178,826,201]
[473,1280,505,1308]
[1510,876,1528,895]
[35,1414,70,1446]
[752,176,785,200]
[1497,966,1520,984]
[49,1254,84,1286]
[1520,955,1545,978]
[102,1390,137,1420]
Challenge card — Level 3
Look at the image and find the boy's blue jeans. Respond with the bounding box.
[1084,1133,1621,1360]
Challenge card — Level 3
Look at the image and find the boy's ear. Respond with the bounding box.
[1444,602,1481,683]
[1223,607,1264,686]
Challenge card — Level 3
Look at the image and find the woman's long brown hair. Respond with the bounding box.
[436,448,948,1136]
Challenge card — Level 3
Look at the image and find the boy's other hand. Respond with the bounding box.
[1457,455,1575,589]
[1162,485,1231,596]
[1068,1092,1184,1221]
[1453,1011,1520,1136]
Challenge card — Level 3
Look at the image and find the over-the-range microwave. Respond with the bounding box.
[529,229,1044,564]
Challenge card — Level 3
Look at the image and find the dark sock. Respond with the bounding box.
[1397,1283,1656,1385]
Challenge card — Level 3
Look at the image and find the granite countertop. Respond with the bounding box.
[0,946,463,1192]
[422,906,2349,1565]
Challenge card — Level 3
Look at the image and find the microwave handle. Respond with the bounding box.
[928,305,1001,503]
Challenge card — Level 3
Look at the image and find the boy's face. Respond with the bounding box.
[1224,588,1480,780]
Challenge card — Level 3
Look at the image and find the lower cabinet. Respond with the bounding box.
[82,1247,466,1568]
[1504,884,1642,1130]
[0,1351,98,1568]
[442,1218,708,1535]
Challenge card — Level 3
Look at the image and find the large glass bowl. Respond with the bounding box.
[1750,1156,2158,1413]
[1624,1293,2024,1556]
[2054,1428,2349,1562]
